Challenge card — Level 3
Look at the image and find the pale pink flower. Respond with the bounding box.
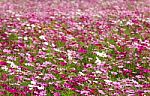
[53,92,60,96]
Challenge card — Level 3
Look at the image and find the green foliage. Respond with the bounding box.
[20,81,31,86]
[109,39,116,45]
[56,41,65,47]
[25,65,34,71]
[61,90,76,96]
[124,26,131,36]
[9,34,18,41]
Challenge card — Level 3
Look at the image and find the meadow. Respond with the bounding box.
[0,0,150,96]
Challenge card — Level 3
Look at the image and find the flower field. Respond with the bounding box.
[0,0,150,96]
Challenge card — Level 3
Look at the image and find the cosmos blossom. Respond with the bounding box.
[0,60,7,66]
[0,0,149,96]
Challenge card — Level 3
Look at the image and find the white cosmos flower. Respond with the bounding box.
[37,86,44,90]
[16,18,20,21]
[11,29,17,32]
[95,70,102,74]
[126,21,134,25]
[95,57,102,64]
[79,72,84,76]
[51,43,55,47]
[145,18,150,23]
[39,35,46,40]
[67,50,73,61]
[1,66,8,71]
[95,51,107,57]
[42,47,47,51]
[43,42,48,45]
[25,63,31,66]
[53,48,61,52]
[24,36,28,40]
[6,61,18,68]
[28,84,34,90]
[26,24,30,27]
[31,81,36,85]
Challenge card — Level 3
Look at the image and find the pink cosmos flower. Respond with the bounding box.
[0,60,7,66]
[3,49,11,54]
[2,73,7,81]
[0,91,5,95]
[98,90,105,95]
[18,43,25,48]
[80,90,89,95]
[5,87,18,94]
[78,48,87,54]
[53,92,60,96]
[60,62,67,66]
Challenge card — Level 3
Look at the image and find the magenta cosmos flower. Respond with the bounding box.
[0,60,7,66]
[78,48,87,54]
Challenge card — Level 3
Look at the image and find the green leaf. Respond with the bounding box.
[20,81,31,86]
[56,41,65,47]
[9,34,18,40]
[87,45,96,52]
[25,66,34,71]
[79,42,85,47]
[61,90,76,96]
[27,39,32,45]
[109,39,116,45]
[124,26,131,35]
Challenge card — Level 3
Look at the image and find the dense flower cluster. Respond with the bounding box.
[0,0,150,96]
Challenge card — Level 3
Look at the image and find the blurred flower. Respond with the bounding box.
[78,48,87,54]
[3,49,11,54]
[98,90,105,95]
[53,92,60,96]
[39,35,46,40]
[37,86,44,90]
[95,51,107,57]
[80,90,89,95]
[1,66,8,71]
[95,57,102,64]
[6,61,18,68]
[31,81,36,85]
[0,60,7,66]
